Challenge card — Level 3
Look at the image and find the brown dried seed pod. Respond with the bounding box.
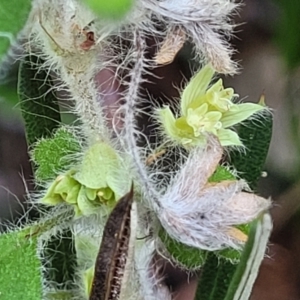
[89,185,134,300]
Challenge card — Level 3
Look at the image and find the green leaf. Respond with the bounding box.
[0,0,31,58]
[221,103,264,128]
[43,291,74,300]
[224,213,272,300]
[229,105,273,190]
[196,253,237,300]
[196,214,271,300]
[18,55,77,293]
[18,54,61,146]
[84,0,134,19]
[0,230,42,300]
[33,127,81,182]
[208,165,235,182]
[42,229,77,291]
[159,229,208,270]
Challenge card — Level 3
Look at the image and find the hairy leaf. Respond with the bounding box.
[224,213,272,300]
[230,102,273,190]
[18,54,61,145]
[196,253,237,300]
[33,127,81,182]
[18,54,77,292]
[0,230,41,300]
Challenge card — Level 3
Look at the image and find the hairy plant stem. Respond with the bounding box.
[122,32,161,211]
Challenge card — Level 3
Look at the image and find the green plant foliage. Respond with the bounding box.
[18,54,77,293]
[42,230,77,291]
[230,101,273,190]
[215,224,250,263]
[33,127,81,182]
[84,0,134,19]
[196,253,237,300]
[44,291,75,300]
[208,165,235,182]
[0,230,41,300]
[196,214,271,300]
[224,213,272,300]
[160,229,208,270]
[0,0,31,58]
[18,55,61,146]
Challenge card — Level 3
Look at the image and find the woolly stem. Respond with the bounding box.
[60,68,110,144]
[121,32,161,210]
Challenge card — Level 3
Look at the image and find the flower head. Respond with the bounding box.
[158,136,271,251]
[41,142,130,216]
[157,64,265,147]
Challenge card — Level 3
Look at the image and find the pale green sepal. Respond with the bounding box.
[85,188,98,201]
[83,267,94,298]
[181,64,215,115]
[65,184,81,204]
[157,106,178,139]
[221,103,264,128]
[42,179,65,205]
[218,129,243,146]
[74,142,117,189]
[55,174,79,200]
[76,186,97,216]
[74,141,130,202]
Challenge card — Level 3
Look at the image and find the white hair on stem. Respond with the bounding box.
[24,0,116,143]
[119,31,162,211]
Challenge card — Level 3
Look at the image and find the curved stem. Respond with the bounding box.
[122,32,161,210]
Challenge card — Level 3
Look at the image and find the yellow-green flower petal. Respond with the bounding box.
[206,79,235,112]
[157,63,268,148]
[221,103,264,128]
[41,178,64,205]
[158,107,183,142]
[55,174,79,201]
[85,188,98,201]
[181,64,215,115]
[100,187,114,201]
[83,267,94,298]
[218,128,243,146]
[65,183,81,204]
[187,94,208,111]
[186,105,222,136]
[77,186,97,216]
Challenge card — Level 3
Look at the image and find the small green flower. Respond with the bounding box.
[157,64,265,147]
[41,142,130,216]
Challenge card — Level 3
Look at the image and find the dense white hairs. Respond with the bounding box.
[157,137,271,251]
[140,0,239,74]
